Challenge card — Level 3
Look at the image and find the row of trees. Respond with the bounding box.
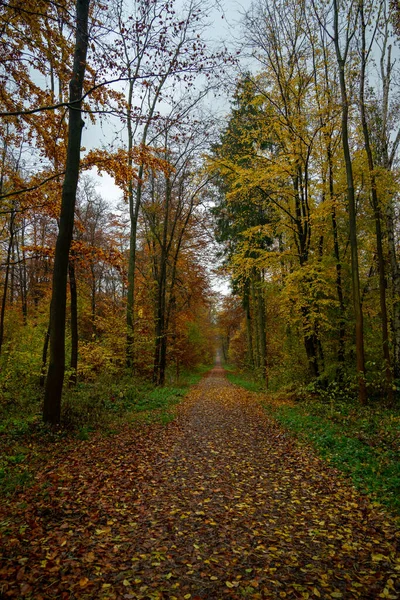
[4,0,398,421]
[213,0,400,403]
[0,0,223,423]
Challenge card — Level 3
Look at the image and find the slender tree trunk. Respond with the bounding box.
[43,0,90,424]
[69,259,78,386]
[386,201,400,380]
[359,3,392,403]
[255,274,268,387]
[327,143,346,370]
[90,264,96,334]
[125,64,171,367]
[40,318,51,388]
[333,0,367,403]
[301,306,320,379]
[243,280,254,369]
[126,79,136,366]
[19,220,28,323]
[250,277,260,369]
[0,210,15,355]
[153,178,170,386]
[379,31,400,382]
[10,235,15,306]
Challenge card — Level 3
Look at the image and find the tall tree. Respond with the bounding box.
[358,0,392,402]
[44,0,90,424]
[331,0,367,403]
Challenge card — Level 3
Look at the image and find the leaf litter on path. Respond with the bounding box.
[0,366,399,599]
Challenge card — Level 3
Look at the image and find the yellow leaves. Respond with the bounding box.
[95,526,111,535]
[372,553,388,562]
[379,578,397,599]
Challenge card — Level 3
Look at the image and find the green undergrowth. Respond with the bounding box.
[224,364,265,393]
[226,367,400,516]
[0,363,211,496]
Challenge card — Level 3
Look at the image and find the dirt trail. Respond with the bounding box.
[1,367,399,599]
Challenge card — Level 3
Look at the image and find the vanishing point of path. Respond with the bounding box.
[1,366,399,599]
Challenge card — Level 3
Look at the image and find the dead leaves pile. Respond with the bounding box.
[1,366,399,599]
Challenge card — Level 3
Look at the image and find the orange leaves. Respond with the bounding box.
[70,239,123,270]
[83,146,173,199]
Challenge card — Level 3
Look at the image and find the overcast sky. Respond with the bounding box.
[82,0,250,208]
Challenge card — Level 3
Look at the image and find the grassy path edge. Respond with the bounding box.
[225,368,400,518]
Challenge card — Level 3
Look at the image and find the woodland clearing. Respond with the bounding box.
[0,366,399,599]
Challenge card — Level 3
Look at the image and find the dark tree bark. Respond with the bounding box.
[333,0,367,404]
[43,0,90,424]
[243,280,255,369]
[69,258,78,386]
[255,273,268,387]
[39,319,51,388]
[17,221,28,323]
[0,209,15,355]
[327,142,346,370]
[359,0,393,403]
[152,177,170,386]
[376,15,400,382]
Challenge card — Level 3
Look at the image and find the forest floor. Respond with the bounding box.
[1,366,400,599]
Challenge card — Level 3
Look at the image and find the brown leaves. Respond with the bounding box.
[1,368,399,598]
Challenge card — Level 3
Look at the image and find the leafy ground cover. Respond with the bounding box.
[0,365,211,497]
[226,368,400,516]
[0,366,399,598]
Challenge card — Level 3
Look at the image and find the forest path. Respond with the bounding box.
[1,366,400,599]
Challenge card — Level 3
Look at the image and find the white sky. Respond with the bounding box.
[80,0,251,296]
[82,0,250,203]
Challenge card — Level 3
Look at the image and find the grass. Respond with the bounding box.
[0,363,211,496]
[225,366,400,516]
[224,364,265,393]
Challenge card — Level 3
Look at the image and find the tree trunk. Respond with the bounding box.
[90,264,96,334]
[153,178,170,386]
[327,142,346,371]
[243,280,255,369]
[43,0,90,424]
[39,319,51,388]
[69,259,78,386]
[386,201,400,380]
[301,306,320,379]
[359,2,392,403]
[256,276,268,387]
[0,209,15,355]
[377,24,400,384]
[333,0,367,403]
[250,277,260,369]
